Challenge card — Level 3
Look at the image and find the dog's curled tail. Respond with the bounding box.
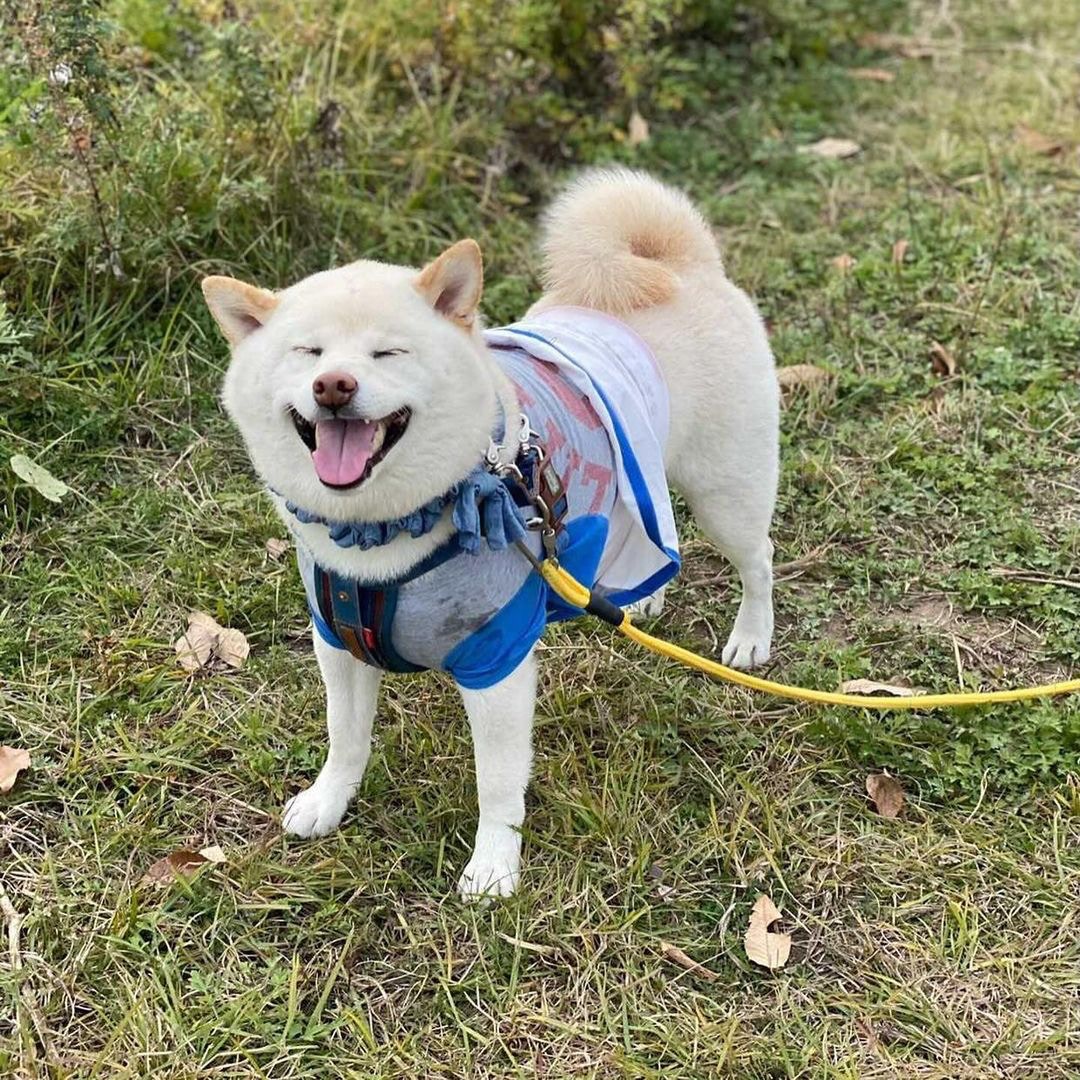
[539,168,720,315]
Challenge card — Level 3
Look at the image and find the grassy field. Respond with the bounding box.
[2,0,1079,1076]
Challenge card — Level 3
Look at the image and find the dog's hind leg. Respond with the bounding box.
[283,632,382,838]
[680,482,776,670]
[456,650,537,899]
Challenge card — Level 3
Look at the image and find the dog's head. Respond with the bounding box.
[202,241,501,522]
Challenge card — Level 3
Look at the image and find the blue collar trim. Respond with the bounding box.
[285,464,529,555]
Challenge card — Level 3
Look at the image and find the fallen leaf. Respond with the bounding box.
[831,253,856,273]
[141,849,215,887]
[798,137,861,159]
[198,844,227,863]
[10,455,70,503]
[174,612,249,673]
[892,238,909,265]
[174,615,217,673]
[929,340,958,377]
[627,110,650,147]
[866,772,905,819]
[849,67,895,83]
[777,364,830,394]
[744,894,792,970]
[0,746,31,794]
[839,678,918,697]
[265,537,290,559]
[215,627,250,669]
[660,942,718,981]
[1014,124,1064,157]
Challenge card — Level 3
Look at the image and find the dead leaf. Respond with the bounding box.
[798,137,861,160]
[0,747,31,794]
[831,253,856,273]
[744,894,792,970]
[215,627,250,669]
[174,612,249,673]
[141,849,215,887]
[198,844,227,864]
[892,238,909,265]
[839,678,918,697]
[777,364,829,395]
[1014,124,1064,157]
[849,67,895,83]
[660,942,717,981]
[866,772,905,819]
[929,340,958,377]
[265,537,290,559]
[174,615,216,672]
[627,110,650,147]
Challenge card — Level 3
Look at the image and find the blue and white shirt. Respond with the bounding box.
[298,306,680,689]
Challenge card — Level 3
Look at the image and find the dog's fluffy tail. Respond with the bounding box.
[539,168,720,315]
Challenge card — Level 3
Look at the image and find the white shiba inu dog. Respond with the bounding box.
[201,169,778,898]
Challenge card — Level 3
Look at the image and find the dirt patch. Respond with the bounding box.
[888,594,1044,673]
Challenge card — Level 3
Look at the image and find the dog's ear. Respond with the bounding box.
[415,239,483,328]
[201,276,279,346]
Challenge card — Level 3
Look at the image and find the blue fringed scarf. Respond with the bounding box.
[284,465,529,554]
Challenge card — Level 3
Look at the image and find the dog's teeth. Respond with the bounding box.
[370,421,386,453]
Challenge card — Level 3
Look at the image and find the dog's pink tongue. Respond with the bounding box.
[311,418,378,486]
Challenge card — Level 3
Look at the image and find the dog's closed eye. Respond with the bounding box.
[372,348,408,359]
[293,345,323,357]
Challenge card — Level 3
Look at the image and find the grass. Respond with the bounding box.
[2,0,1080,1075]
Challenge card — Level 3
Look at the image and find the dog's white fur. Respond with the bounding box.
[202,169,778,898]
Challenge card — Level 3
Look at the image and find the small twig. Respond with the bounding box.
[1,885,20,971]
[1,885,61,1071]
[990,568,1080,592]
[660,941,718,982]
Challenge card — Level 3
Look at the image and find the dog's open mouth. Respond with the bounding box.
[290,407,411,489]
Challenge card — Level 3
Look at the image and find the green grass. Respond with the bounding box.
[2,0,1080,1075]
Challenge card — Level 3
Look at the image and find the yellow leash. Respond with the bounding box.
[536,558,1080,711]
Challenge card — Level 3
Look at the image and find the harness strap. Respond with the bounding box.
[309,420,569,675]
[312,539,460,673]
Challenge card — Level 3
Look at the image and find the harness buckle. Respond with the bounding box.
[490,410,569,562]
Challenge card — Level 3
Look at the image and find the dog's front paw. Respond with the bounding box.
[458,829,521,899]
[721,628,771,670]
[282,779,352,838]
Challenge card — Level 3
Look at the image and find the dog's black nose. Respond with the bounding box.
[312,371,357,409]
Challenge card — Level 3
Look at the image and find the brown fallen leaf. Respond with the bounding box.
[142,849,215,887]
[929,340,958,377]
[197,844,227,864]
[0,746,31,794]
[660,941,717,981]
[627,110,650,147]
[265,537,290,559]
[839,678,918,697]
[849,67,895,83]
[175,613,216,672]
[831,253,856,273]
[866,772,905,819]
[1014,124,1064,157]
[777,364,830,395]
[892,238,909,265]
[798,137,861,160]
[174,612,249,673]
[215,627,250,669]
[744,894,792,970]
